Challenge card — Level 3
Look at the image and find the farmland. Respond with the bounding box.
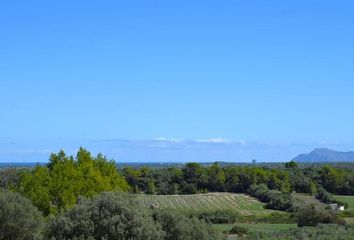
[135,192,280,216]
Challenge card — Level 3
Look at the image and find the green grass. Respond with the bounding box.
[334,195,354,210]
[292,193,326,209]
[134,192,280,216]
[213,223,297,233]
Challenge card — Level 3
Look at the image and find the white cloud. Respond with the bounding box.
[196,138,246,145]
[153,137,183,143]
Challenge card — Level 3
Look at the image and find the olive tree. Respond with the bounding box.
[0,190,44,240]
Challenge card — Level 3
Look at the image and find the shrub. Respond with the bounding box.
[316,187,334,204]
[228,225,248,236]
[197,210,239,224]
[243,224,354,240]
[249,184,293,211]
[0,190,44,240]
[47,192,164,240]
[0,168,26,189]
[153,210,220,240]
[297,204,338,227]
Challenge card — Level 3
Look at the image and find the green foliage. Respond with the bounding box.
[228,225,248,236]
[296,204,339,227]
[196,210,239,224]
[18,148,129,215]
[316,187,336,204]
[47,192,219,240]
[181,183,197,194]
[249,184,293,211]
[47,192,164,240]
[285,161,298,169]
[0,190,44,240]
[153,210,220,240]
[206,163,226,191]
[147,181,156,194]
[0,168,27,190]
[242,224,354,240]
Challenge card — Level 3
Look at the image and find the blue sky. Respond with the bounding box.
[1,1,354,162]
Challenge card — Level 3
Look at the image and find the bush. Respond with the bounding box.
[0,190,44,240]
[153,210,220,240]
[266,192,293,211]
[47,192,164,240]
[316,187,335,204]
[249,184,293,211]
[197,210,239,224]
[228,225,248,236]
[0,168,25,189]
[297,204,338,227]
[243,224,354,240]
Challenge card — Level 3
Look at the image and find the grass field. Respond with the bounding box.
[334,195,354,210]
[292,193,326,209]
[213,223,297,233]
[135,192,280,216]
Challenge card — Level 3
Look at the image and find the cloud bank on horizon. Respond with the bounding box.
[0,137,352,163]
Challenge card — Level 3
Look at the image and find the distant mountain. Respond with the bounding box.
[293,148,354,162]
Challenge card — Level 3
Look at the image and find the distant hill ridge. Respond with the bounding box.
[293,148,354,162]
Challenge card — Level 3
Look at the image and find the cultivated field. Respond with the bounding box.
[135,192,279,216]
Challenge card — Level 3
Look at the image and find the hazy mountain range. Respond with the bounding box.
[293,148,354,162]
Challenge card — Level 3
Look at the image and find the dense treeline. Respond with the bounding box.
[121,161,354,197]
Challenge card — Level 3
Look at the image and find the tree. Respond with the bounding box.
[207,163,225,191]
[18,148,129,215]
[147,181,156,194]
[285,161,298,169]
[0,190,44,240]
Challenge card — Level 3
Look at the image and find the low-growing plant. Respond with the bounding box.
[228,225,248,236]
[197,209,239,224]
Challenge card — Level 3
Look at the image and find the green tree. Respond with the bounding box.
[147,181,156,194]
[18,148,129,215]
[285,161,298,169]
[207,163,225,191]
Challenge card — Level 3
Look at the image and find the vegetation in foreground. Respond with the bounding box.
[240,224,354,240]
[1,190,221,240]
